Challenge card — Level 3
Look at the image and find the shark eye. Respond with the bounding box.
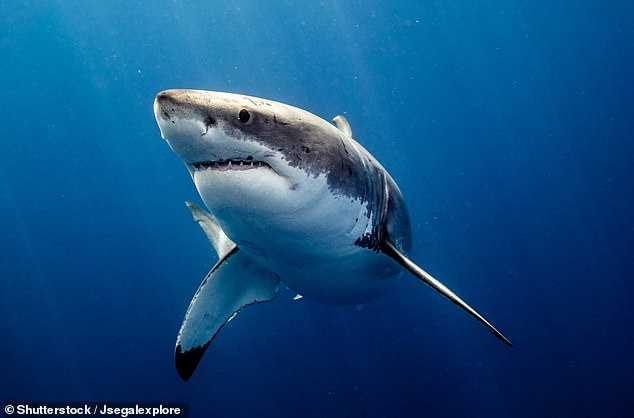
[239,109,250,123]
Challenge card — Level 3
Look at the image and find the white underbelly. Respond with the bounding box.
[201,169,400,305]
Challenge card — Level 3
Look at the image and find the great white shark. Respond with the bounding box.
[153,89,512,381]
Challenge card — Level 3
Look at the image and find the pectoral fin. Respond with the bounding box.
[175,248,280,381]
[381,239,512,347]
[185,201,235,259]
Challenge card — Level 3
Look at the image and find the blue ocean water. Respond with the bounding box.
[1,1,633,416]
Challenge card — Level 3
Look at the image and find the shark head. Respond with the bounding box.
[153,89,378,253]
[155,90,310,208]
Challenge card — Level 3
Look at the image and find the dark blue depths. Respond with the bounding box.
[1,1,633,417]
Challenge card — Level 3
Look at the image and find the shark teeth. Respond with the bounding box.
[191,159,270,172]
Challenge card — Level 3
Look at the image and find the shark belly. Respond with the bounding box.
[196,169,398,305]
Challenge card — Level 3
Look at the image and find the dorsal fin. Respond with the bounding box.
[381,239,513,347]
[185,201,235,259]
[332,115,352,137]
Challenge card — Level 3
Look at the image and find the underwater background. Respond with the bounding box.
[1,1,633,416]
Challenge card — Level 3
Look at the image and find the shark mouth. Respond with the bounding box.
[191,158,272,172]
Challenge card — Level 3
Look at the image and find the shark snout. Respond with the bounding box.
[153,94,173,142]
[154,89,217,130]
[153,90,229,164]
[153,90,180,124]
[153,90,204,143]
